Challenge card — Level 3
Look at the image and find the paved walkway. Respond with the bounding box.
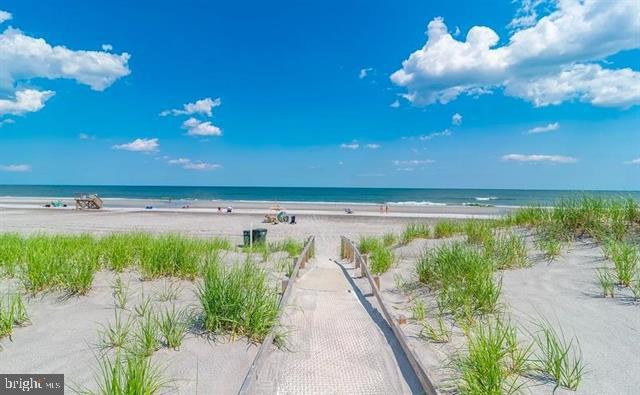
[253,252,420,394]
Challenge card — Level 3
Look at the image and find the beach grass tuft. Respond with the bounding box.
[532,319,585,391]
[535,235,563,261]
[158,304,190,350]
[93,351,168,395]
[197,256,279,342]
[0,293,29,341]
[483,233,528,269]
[140,234,199,280]
[455,317,530,395]
[132,310,161,357]
[595,268,615,298]
[99,309,134,351]
[382,233,397,247]
[417,243,501,321]
[369,244,395,275]
[411,299,427,322]
[465,220,494,245]
[112,276,130,310]
[433,220,464,239]
[608,241,638,287]
[401,223,431,244]
[0,233,24,277]
[269,238,304,257]
[357,236,381,255]
[419,314,452,343]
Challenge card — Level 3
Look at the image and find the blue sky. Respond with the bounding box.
[0,0,638,190]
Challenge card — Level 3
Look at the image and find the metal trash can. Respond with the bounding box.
[252,228,268,244]
[243,230,251,246]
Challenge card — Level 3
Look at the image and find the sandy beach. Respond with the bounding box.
[1,199,638,394]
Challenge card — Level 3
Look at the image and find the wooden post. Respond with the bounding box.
[355,255,360,269]
[362,254,368,277]
[299,256,305,269]
[373,275,380,290]
[281,278,288,294]
[398,315,407,325]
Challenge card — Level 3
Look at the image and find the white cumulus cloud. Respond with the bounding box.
[0,10,12,24]
[0,118,15,127]
[340,142,360,149]
[112,138,159,152]
[389,100,400,108]
[365,144,380,149]
[502,153,577,163]
[419,129,451,141]
[167,157,220,171]
[526,122,559,134]
[0,164,30,172]
[0,27,131,91]
[160,97,221,117]
[101,43,113,51]
[452,113,462,125]
[181,118,222,137]
[625,158,640,165]
[359,68,373,79]
[391,0,640,108]
[78,132,95,140]
[0,89,55,116]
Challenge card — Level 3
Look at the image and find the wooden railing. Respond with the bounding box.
[340,236,438,395]
[238,235,315,395]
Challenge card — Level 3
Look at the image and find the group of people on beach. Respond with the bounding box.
[379,204,389,214]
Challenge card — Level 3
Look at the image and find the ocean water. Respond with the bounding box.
[0,185,638,207]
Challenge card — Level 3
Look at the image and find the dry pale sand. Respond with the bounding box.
[3,204,636,394]
[0,271,259,394]
[373,232,640,395]
[0,203,472,395]
[0,243,296,394]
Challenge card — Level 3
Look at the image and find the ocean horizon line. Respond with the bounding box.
[0,185,638,208]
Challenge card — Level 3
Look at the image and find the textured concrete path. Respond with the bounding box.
[253,250,420,394]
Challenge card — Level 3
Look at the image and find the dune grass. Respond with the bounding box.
[157,304,190,350]
[99,309,134,351]
[382,233,397,247]
[140,235,200,280]
[433,220,464,238]
[0,232,238,295]
[416,243,501,322]
[608,241,638,287]
[535,235,563,261]
[482,233,528,270]
[369,244,395,275]
[401,223,431,244]
[269,238,304,257]
[197,256,279,342]
[455,317,530,395]
[508,196,640,242]
[99,233,150,272]
[0,293,29,341]
[532,320,585,391]
[411,299,427,322]
[132,310,161,357]
[93,351,168,395]
[595,268,615,298]
[0,233,23,277]
[465,220,495,245]
[357,236,381,255]
[419,314,452,344]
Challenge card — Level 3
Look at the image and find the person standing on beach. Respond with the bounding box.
[385,204,389,214]
[379,205,384,214]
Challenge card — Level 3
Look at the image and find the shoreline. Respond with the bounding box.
[0,196,515,219]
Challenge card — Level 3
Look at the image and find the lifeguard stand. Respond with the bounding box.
[74,193,103,210]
